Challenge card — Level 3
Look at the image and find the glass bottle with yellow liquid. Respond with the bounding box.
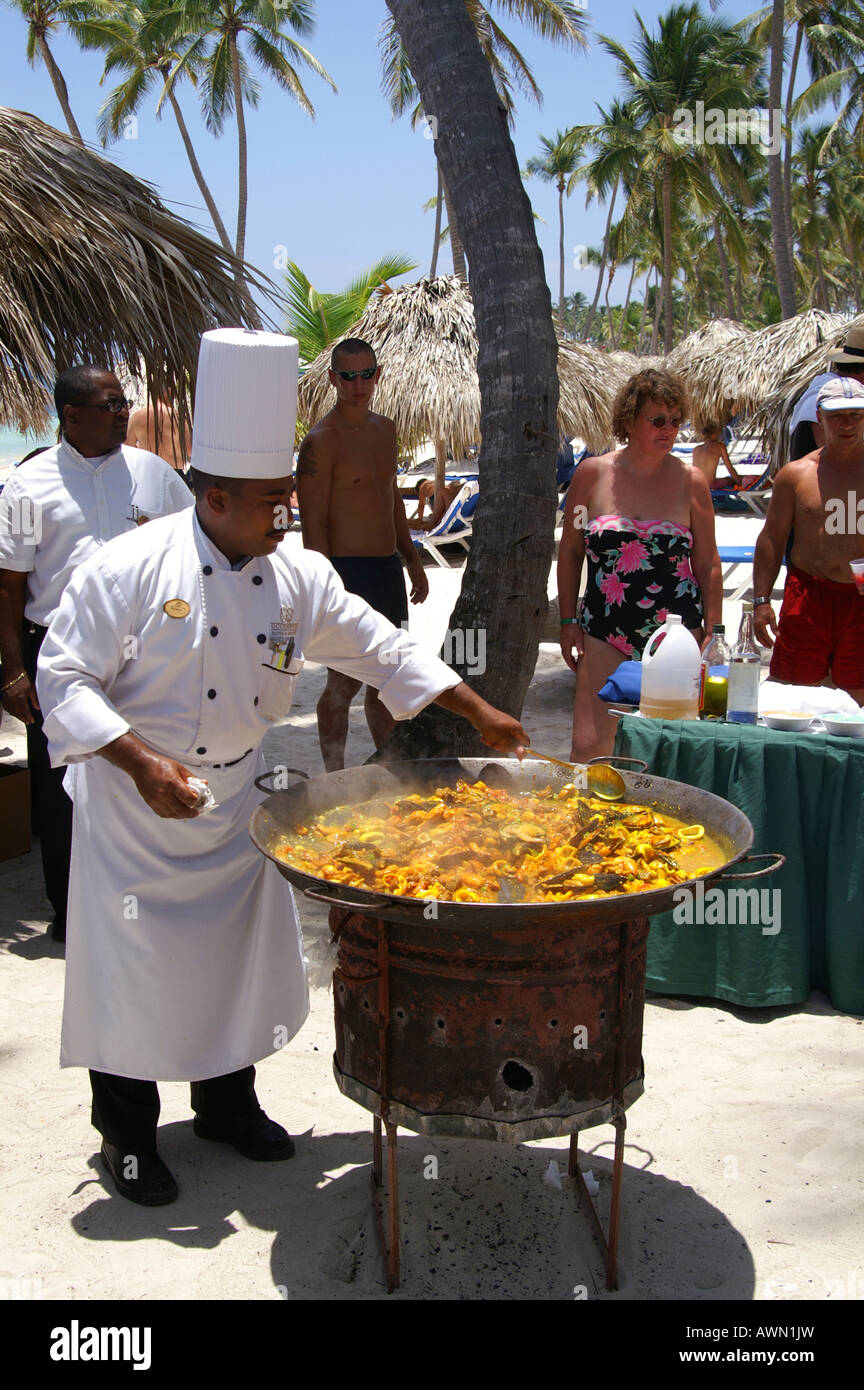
[699,624,731,719]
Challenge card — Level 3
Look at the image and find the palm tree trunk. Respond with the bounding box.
[712,216,735,320]
[662,153,674,353]
[636,266,652,353]
[813,245,829,309]
[619,259,636,348]
[442,172,468,282]
[384,0,559,733]
[229,36,249,267]
[650,272,662,354]
[604,267,618,349]
[735,263,743,320]
[582,180,617,342]
[769,0,797,318]
[429,162,443,278]
[38,36,84,146]
[167,88,233,257]
[557,179,566,315]
[783,23,803,261]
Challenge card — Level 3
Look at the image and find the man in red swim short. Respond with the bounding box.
[753,378,864,702]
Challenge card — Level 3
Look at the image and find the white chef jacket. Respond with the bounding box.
[36,508,460,1081]
[0,440,191,625]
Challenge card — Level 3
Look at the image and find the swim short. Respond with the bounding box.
[769,563,864,690]
[330,553,409,630]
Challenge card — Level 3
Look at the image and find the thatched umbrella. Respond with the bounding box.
[0,107,274,437]
[749,310,864,469]
[297,276,618,491]
[668,308,845,435]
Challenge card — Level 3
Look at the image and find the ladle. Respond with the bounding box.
[522,748,627,802]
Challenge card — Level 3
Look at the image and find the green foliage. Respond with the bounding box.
[284,254,418,364]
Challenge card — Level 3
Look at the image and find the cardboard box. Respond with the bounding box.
[0,764,31,861]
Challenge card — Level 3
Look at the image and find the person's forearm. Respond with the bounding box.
[298,512,330,557]
[699,555,722,631]
[753,532,783,601]
[556,545,583,621]
[434,680,491,725]
[0,581,26,675]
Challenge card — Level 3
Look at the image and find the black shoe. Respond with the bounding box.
[99,1141,178,1205]
[49,917,66,943]
[192,1110,295,1161]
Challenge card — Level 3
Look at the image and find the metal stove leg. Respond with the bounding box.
[606,1113,626,1292]
[568,1131,579,1177]
[370,1115,400,1292]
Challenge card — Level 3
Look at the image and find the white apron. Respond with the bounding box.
[38,510,459,1082]
[60,749,306,1081]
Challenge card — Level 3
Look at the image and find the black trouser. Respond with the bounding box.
[22,623,72,928]
[89,1066,260,1153]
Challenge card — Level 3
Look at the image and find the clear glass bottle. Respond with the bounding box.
[699,624,731,719]
[726,603,761,724]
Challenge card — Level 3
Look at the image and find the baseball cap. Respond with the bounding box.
[816,378,864,412]
[827,323,864,366]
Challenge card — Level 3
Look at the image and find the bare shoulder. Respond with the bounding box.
[368,411,397,438]
[296,420,335,476]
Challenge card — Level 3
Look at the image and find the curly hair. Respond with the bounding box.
[611,368,689,444]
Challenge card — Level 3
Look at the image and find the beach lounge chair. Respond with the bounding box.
[411,481,478,568]
[718,545,755,603]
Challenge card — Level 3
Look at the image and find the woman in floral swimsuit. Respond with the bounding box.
[558,368,721,761]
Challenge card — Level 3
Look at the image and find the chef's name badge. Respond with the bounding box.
[268,623,296,671]
[164,598,191,619]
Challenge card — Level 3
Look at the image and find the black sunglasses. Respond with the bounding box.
[75,398,133,414]
[334,367,377,381]
[646,413,682,429]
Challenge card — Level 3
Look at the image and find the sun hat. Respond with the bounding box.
[827,323,864,367]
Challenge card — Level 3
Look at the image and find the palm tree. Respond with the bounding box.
[571,98,643,343]
[525,128,584,315]
[382,0,561,733]
[167,0,335,274]
[380,1,588,283]
[83,0,232,255]
[3,0,112,144]
[791,0,864,156]
[596,5,766,350]
[283,254,417,365]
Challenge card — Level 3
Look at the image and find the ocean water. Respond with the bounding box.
[0,423,57,473]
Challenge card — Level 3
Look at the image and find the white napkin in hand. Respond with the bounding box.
[186,776,218,815]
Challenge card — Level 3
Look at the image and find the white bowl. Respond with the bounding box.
[760,711,818,731]
[815,716,864,738]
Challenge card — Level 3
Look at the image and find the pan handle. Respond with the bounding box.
[303,887,392,912]
[714,852,786,881]
[587,755,649,773]
[254,766,309,793]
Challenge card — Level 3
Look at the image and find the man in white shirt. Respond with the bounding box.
[788,325,864,460]
[36,330,527,1207]
[0,366,191,941]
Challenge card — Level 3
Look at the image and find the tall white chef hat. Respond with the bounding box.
[190,327,299,479]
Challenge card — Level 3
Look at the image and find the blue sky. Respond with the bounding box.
[0,0,760,313]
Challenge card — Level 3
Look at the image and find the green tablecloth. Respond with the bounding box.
[613,715,864,1014]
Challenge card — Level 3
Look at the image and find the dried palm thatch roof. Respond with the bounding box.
[749,309,863,467]
[668,308,846,434]
[0,107,275,435]
[297,275,618,457]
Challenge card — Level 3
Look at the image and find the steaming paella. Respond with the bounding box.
[273,778,729,904]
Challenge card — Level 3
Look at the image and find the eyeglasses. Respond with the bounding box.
[645,413,682,429]
[75,397,133,414]
[334,368,377,381]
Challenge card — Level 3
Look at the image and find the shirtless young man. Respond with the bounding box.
[126,397,190,471]
[692,424,743,489]
[753,379,864,703]
[296,338,429,769]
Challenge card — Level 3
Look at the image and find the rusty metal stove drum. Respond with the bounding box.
[250,758,782,1290]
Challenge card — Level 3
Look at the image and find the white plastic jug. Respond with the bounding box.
[639,614,701,721]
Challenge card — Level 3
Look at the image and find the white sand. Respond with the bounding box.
[1,522,862,1303]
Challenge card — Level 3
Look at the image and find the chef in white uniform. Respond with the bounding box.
[37,329,527,1206]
